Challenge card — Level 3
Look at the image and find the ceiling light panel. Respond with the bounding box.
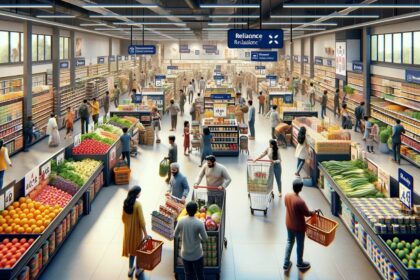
[80,23,108,26]
[82,4,158,8]
[37,15,76,18]
[262,22,337,26]
[271,14,379,19]
[113,22,187,26]
[0,4,53,8]
[209,15,259,18]
[208,22,247,26]
[283,4,420,9]
[200,4,260,8]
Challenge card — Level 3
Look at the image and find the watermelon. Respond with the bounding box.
[208,204,221,214]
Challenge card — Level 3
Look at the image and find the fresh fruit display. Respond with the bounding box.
[95,128,119,141]
[51,159,101,186]
[386,237,420,269]
[98,124,123,135]
[81,132,114,145]
[49,175,79,195]
[322,160,384,198]
[32,185,72,208]
[108,116,133,128]
[0,238,35,268]
[0,198,61,234]
[179,203,222,231]
[72,139,110,155]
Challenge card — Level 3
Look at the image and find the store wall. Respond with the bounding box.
[304,38,310,56]
[112,38,120,55]
[293,39,301,56]
[372,20,420,34]
[314,33,336,58]
[74,32,109,64]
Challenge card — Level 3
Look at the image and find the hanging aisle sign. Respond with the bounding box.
[155,75,166,87]
[399,168,413,209]
[406,69,420,84]
[128,45,156,55]
[109,56,116,62]
[303,56,309,63]
[251,51,278,62]
[228,29,284,49]
[214,75,224,86]
[266,75,277,87]
[97,57,105,64]
[59,61,69,69]
[352,62,363,73]
[335,41,347,76]
[314,57,323,65]
[75,58,85,67]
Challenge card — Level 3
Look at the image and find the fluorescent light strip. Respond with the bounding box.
[202,28,229,31]
[96,28,191,31]
[80,23,108,26]
[262,22,337,26]
[0,4,53,8]
[107,15,200,18]
[293,27,326,31]
[209,15,259,18]
[82,4,158,8]
[113,22,186,26]
[208,22,247,26]
[37,15,76,18]
[284,4,420,9]
[200,4,260,8]
[271,14,379,19]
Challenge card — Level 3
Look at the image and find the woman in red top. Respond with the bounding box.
[183,121,191,155]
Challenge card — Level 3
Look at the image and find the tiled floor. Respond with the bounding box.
[6,92,390,279]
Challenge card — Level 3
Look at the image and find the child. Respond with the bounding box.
[64,106,75,139]
[366,126,375,153]
[183,121,191,155]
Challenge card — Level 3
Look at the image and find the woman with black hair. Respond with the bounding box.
[254,139,283,196]
[122,186,149,278]
[199,127,213,167]
[295,127,309,177]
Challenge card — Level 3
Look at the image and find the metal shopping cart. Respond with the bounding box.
[247,160,275,215]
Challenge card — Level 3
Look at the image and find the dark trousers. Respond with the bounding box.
[122,151,130,168]
[392,142,401,163]
[114,96,119,107]
[24,131,33,151]
[183,257,204,280]
[271,127,276,139]
[297,158,305,174]
[321,106,326,119]
[171,115,177,130]
[81,118,89,134]
[258,103,264,114]
[0,170,4,189]
[354,118,361,132]
[188,92,194,104]
[92,114,99,125]
[249,120,255,137]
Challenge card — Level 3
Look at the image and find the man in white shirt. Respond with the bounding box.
[199,77,206,95]
[266,105,280,139]
[187,82,194,104]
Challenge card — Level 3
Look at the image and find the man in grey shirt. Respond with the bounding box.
[166,99,180,131]
[165,135,178,183]
[174,201,208,280]
[167,162,189,202]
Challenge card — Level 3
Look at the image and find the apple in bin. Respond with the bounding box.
[200,206,207,213]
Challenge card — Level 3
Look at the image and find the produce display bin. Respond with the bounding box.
[281,110,318,125]
[110,110,152,126]
[318,163,420,280]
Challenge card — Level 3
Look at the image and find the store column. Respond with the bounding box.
[70,31,75,88]
[108,38,112,73]
[363,27,372,114]
[309,37,314,78]
[290,41,294,76]
[23,21,32,119]
[52,27,61,117]
[300,39,304,75]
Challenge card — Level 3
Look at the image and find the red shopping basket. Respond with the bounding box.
[136,238,164,270]
[305,211,338,247]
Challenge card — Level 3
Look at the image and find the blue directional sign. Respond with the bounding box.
[211,94,231,100]
[255,66,266,70]
[398,168,413,209]
[167,65,178,70]
[352,62,363,73]
[97,57,105,64]
[75,58,85,67]
[406,69,420,84]
[251,51,278,62]
[214,75,224,80]
[128,45,156,55]
[228,29,283,49]
[59,61,69,69]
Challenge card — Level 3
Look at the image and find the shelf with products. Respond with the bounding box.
[292,62,301,77]
[97,64,109,77]
[347,72,364,95]
[60,69,70,88]
[303,64,310,78]
[314,63,336,104]
[88,65,99,78]
[32,88,54,134]
[0,97,24,155]
[202,118,239,156]
[75,66,88,82]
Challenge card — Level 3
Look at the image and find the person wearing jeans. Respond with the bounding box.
[248,100,256,140]
[175,201,208,280]
[120,127,131,168]
[79,99,90,134]
[255,139,282,196]
[391,119,406,164]
[283,179,318,272]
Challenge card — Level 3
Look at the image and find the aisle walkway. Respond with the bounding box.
[32,96,380,280]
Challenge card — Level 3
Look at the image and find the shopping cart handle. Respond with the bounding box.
[248,159,273,162]
[193,185,223,191]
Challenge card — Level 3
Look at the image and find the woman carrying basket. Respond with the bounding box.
[254,139,282,197]
[122,186,151,278]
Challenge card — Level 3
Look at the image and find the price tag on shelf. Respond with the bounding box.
[4,187,14,208]
[40,160,51,181]
[88,123,95,133]
[399,168,413,209]
[74,133,82,147]
[24,166,39,196]
[0,194,4,211]
[56,152,65,166]
[213,103,227,118]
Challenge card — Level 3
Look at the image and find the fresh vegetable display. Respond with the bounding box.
[32,185,72,208]
[178,203,223,231]
[322,160,384,198]
[51,159,101,187]
[98,124,123,135]
[81,133,114,145]
[386,237,420,269]
[72,139,110,155]
[0,197,61,234]
[108,116,134,128]
[0,238,35,268]
[49,175,79,195]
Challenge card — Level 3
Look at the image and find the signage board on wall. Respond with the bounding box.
[97,57,105,64]
[59,61,69,69]
[352,61,363,73]
[303,56,309,63]
[251,51,278,62]
[75,58,85,67]
[314,57,323,65]
[128,45,156,55]
[167,65,178,70]
[398,168,413,209]
[335,42,347,76]
[406,69,420,84]
[255,66,266,70]
[179,44,190,53]
[228,29,283,49]
[293,55,299,62]
[109,56,115,62]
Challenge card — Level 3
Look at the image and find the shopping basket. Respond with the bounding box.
[113,160,131,185]
[306,211,339,246]
[136,238,164,270]
[247,160,274,215]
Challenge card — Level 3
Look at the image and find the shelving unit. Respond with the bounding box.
[0,98,23,155]
[203,118,239,156]
[32,86,54,136]
[304,63,310,78]
[292,59,301,77]
[75,66,88,83]
[203,90,235,114]
[60,69,70,88]
[58,84,86,120]
[314,60,336,111]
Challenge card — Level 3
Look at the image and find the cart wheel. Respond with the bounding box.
[224,238,227,248]
[248,193,250,198]
[251,209,254,215]
[264,210,267,216]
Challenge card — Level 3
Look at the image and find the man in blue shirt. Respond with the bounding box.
[120,127,131,168]
[248,100,256,140]
[167,162,190,202]
[391,119,406,164]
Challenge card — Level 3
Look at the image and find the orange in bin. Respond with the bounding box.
[305,213,338,247]
[136,239,164,270]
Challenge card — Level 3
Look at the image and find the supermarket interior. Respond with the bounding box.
[0,1,419,280]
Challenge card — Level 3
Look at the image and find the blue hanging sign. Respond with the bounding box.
[352,62,363,73]
[293,55,299,62]
[128,45,156,55]
[314,57,323,65]
[266,75,277,80]
[97,57,105,64]
[109,56,115,62]
[406,69,420,84]
[251,51,278,62]
[75,58,85,67]
[326,59,333,67]
[255,66,266,70]
[228,29,283,49]
[179,44,190,53]
[59,61,69,69]
[211,94,231,100]
[155,75,166,80]
[398,168,413,209]
[214,75,224,80]
[167,65,178,70]
[117,55,122,61]
[303,56,309,63]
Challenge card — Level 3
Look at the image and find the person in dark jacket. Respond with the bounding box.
[79,99,90,134]
[23,116,34,152]
[333,89,340,118]
[104,91,110,118]
[120,127,131,168]
[113,84,120,108]
[165,135,177,183]
[354,101,365,132]
[391,120,406,164]
[321,90,328,119]
[167,162,189,202]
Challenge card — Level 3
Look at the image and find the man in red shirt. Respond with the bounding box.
[283,179,319,272]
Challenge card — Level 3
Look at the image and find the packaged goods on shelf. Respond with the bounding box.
[32,87,53,134]
[202,118,239,156]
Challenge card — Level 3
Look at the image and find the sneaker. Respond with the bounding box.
[278,193,282,197]
[128,267,135,277]
[135,268,144,278]
[283,261,292,272]
[297,262,311,271]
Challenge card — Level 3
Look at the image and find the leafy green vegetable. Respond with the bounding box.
[82,133,114,145]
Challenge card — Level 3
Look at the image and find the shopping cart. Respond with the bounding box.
[247,160,275,215]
